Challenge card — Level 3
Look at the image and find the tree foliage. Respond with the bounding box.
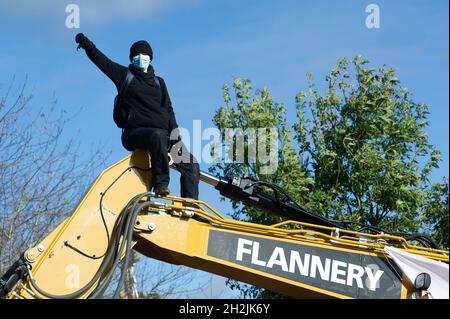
[211,56,446,298]
[422,178,449,249]
[294,56,441,230]
[211,78,313,226]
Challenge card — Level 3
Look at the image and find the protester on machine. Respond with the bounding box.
[75,33,199,199]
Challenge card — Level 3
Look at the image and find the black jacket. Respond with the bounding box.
[83,40,178,132]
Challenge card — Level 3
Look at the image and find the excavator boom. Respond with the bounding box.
[1,150,448,299]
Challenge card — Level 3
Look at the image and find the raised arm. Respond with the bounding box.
[75,33,127,88]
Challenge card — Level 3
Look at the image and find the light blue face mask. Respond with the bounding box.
[132,54,151,70]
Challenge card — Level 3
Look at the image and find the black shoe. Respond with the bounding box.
[154,187,170,196]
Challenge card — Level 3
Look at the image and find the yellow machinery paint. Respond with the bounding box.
[4,150,449,299]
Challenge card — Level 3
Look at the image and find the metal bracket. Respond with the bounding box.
[24,245,45,263]
[182,207,195,218]
[134,217,156,232]
[331,228,340,244]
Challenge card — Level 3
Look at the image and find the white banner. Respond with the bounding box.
[384,246,449,299]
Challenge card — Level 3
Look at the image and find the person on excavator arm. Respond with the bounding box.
[75,33,199,199]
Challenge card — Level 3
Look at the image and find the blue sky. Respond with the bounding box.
[1,0,448,298]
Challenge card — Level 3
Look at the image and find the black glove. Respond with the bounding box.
[75,33,89,49]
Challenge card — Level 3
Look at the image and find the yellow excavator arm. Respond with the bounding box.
[1,150,448,299]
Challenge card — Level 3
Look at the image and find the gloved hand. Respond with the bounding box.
[75,33,89,49]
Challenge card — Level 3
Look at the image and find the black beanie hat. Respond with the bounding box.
[129,40,153,61]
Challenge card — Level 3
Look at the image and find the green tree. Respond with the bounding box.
[211,57,445,298]
[422,178,449,249]
[294,56,441,230]
[211,78,313,226]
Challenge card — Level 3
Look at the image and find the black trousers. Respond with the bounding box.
[169,140,200,200]
[121,127,199,199]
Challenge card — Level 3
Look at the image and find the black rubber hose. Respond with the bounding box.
[112,200,158,299]
[28,191,154,299]
[87,204,133,298]
[89,193,155,299]
[88,194,143,298]
[89,198,140,299]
